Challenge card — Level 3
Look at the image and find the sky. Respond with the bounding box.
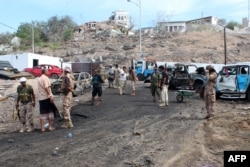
[0,0,249,33]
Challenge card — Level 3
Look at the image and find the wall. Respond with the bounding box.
[158,22,186,33]
[0,53,63,71]
[0,54,29,71]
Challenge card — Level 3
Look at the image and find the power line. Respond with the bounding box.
[0,22,17,31]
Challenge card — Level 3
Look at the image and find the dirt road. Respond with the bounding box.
[0,82,249,167]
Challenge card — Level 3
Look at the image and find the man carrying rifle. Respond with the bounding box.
[16,77,36,133]
[60,67,74,128]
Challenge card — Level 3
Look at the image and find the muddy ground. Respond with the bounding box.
[0,81,250,167]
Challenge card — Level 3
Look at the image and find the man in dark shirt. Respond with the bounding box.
[91,69,104,105]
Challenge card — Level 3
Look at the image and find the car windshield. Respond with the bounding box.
[221,66,237,75]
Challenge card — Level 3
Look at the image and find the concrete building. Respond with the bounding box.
[157,21,186,33]
[109,10,130,28]
[242,17,250,27]
[186,16,219,25]
[157,16,219,33]
[0,53,70,71]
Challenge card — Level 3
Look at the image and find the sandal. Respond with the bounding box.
[48,127,55,131]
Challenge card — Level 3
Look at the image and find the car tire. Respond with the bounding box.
[137,74,144,81]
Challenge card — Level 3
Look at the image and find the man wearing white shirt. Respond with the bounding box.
[114,64,120,88]
[118,66,128,95]
[108,65,115,88]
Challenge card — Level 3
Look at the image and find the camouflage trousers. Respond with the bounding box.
[204,92,216,115]
[19,102,33,126]
[131,81,136,91]
[63,92,72,120]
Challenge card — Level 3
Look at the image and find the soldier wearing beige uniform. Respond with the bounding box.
[204,65,217,120]
[61,67,74,128]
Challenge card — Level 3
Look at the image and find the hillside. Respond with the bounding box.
[27,29,250,66]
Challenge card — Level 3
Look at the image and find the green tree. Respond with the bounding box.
[226,21,243,30]
[16,22,44,50]
[47,16,76,42]
[14,15,77,50]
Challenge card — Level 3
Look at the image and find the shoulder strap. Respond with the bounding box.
[17,85,22,93]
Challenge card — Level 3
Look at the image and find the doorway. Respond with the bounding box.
[33,59,38,67]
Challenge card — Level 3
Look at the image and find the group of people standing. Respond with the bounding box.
[107,64,137,96]
[150,65,169,107]
[150,64,218,119]
[16,66,74,133]
[15,63,217,133]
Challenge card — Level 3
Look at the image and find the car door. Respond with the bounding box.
[173,64,189,88]
[47,65,53,76]
[78,72,86,90]
[32,65,42,76]
[73,73,82,96]
[217,66,237,92]
[236,66,249,92]
[84,72,92,88]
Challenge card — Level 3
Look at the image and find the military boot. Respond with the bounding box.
[61,120,69,128]
[61,120,74,128]
[68,120,74,128]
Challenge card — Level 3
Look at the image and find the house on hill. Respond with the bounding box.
[157,21,186,33]
[109,10,130,29]
[157,16,219,33]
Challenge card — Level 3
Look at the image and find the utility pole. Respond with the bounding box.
[248,0,250,26]
[224,27,227,65]
[127,0,142,60]
[32,23,34,54]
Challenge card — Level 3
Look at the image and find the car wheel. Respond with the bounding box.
[51,74,59,79]
[137,74,144,81]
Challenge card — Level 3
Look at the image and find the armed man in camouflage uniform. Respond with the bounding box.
[150,66,161,102]
[16,77,36,133]
[204,65,217,120]
[61,67,74,128]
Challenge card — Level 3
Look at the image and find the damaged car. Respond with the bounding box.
[51,72,92,96]
[0,61,34,79]
[216,63,250,101]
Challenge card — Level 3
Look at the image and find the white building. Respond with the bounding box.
[0,53,70,71]
[157,21,186,33]
[109,10,130,28]
[157,16,219,33]
[186,16,219,25]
